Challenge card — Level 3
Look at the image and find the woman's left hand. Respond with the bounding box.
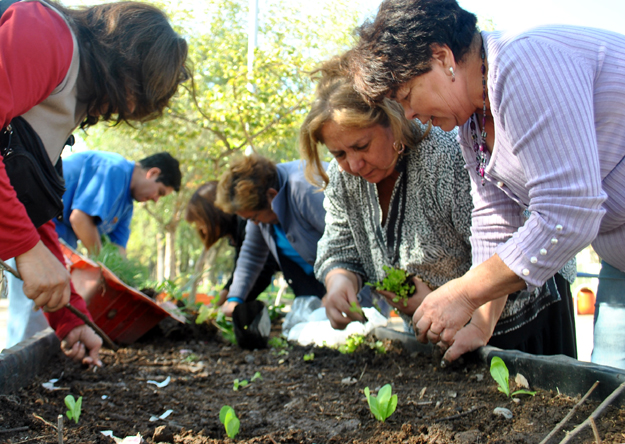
[412,275,478,345]
[376,276,432,316]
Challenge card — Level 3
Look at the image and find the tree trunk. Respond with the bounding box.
[188,247,209,305]
[156,231,164,282]
[164,229,176,280]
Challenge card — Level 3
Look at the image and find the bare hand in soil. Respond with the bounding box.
[222,300,239,317]
[324,271,363,329]
[61,324,103,367]
[15,241,71,312]
[376,276,432,316]
[413,276,477,346]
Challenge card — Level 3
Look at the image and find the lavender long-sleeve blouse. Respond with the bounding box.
[459,27,625,290]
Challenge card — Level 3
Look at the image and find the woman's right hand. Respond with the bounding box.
[323,269,364,330]
[15,241,71,312]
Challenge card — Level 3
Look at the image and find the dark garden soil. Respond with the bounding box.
[1,318,625,444]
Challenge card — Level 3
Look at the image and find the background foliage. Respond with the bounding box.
[70,0,360,290]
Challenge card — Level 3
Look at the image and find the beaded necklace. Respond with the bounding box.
[469,35,488,186]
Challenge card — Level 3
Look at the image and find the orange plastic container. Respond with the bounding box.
[576,287,596,315]
[61,243,185,345]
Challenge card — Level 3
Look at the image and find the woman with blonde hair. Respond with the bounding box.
[185,182,278,307]
[215,154,327,319]
[301,55,577,363]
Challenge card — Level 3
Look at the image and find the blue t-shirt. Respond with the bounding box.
[55,151,134,248]
[273,224,314,275]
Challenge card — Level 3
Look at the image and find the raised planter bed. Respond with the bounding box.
[1,321,624,443]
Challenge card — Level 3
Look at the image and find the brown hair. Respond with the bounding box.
[52,1,189,128]
[185,182,236,249]
[215,155,278,214]
[300,53,427,188]
[351,0,478,103]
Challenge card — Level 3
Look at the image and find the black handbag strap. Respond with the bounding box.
[0,0,22,17]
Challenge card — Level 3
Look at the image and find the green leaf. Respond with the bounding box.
[225,412,240,439]
[219,405,234,424]
[364,385,397,422]
[64,395,82,424]
[490,356,510,397]
[251,371,262,382]
[511,389,537,397]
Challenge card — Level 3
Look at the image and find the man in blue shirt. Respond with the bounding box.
[55,151,181,254]
[5,151,181,349]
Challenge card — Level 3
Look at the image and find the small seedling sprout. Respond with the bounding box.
[64,394,82,424]
[233,379,249,391]
[364,384,397,422]
[251,371,262,382]
[219,405,240,439]
[303,353,315,361]
[490,357,537,398]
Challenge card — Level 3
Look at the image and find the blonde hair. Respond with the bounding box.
[300,52,427,189]
[215,155,278,214]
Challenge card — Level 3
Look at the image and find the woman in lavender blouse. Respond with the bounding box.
[349,0,625,368]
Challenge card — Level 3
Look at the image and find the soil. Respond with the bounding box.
[1,318,624,444]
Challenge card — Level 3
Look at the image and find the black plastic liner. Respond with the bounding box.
[374,327,625,407]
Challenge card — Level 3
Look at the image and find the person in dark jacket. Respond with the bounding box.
[185,182,279,306]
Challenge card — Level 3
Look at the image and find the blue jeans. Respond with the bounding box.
[5,258,49,349]
[591,260,625,370]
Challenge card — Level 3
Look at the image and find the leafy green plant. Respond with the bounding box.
[64,394,82,424]
[219,405,240,439]
[251,371,262,382]
[364,384,397,422]
[303,353,315,361]
[92,240,149,289]
[490,357,537,398]
[349,301,363,315]
[233,378,249,391]
[268,336,288,349]
[216,312,236,344]
[182,353,199,363]
[366,266,415,307]
[338,334,365,354]
[267,303,286,321]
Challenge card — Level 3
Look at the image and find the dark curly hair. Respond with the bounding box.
[351,0,477,103]
[51,1,189,128]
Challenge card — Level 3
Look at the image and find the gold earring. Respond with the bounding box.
[393,141,405,155]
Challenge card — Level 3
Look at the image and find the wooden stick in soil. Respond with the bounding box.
[0,426,29,434]
[539,380,600,444]
[57,415,63,444]
[589,417,602,444]
[559,381,625,444]
[0,257,118,351]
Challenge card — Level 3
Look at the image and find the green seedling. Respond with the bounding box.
[303,353,315,361]
[64,394,82,424]
[219,405,240,439]
[216,312,237,344]
[364,384,397,422]
[196,303,215,324]
[268,336,288,349]
[366,266,415,307]
[233,378,249,391]
[267,303,286,321]
[250,371,262,382]
[490,357,537,398]
[182,353,199,363]
[348,301,369,323]
[338,334,365,354]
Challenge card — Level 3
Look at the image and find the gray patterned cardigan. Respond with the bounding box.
[315,125,575,336]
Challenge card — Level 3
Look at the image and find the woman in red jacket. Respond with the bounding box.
[0,0,188,365]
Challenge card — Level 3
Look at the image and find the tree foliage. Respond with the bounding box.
[77,0,359,283]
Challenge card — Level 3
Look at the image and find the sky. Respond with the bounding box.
[362,0,625,35]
